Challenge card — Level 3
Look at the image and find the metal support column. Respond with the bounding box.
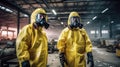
[94,22,97,38]
[28,15,30,24]
[99,21,102,38]
[109,23,112,38]
[95,29,97,38]
[108,16,112,38]
[17,11,20,35]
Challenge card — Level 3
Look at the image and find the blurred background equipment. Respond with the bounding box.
[48,39,58,54]
[0,39,18,67]
[115,35,120,57]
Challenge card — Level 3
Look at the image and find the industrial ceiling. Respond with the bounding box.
[0,0,120,39]
[0,0,120,26]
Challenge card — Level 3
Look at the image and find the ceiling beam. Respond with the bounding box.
[63,0,119,2]
[18,0,118,5]
[35,0,44,8]
[47,12,114,17]
[41,0,50,9]
[23,0,36,9]
[0,0,30,16]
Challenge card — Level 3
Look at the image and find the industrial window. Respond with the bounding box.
[90,30,95,34]
[102,30,108,34]
[90,30,99,34]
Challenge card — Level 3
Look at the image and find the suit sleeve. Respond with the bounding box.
[83,29,92,53]
[16,26,31,63]
[57,29,67,53]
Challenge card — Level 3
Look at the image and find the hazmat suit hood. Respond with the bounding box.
[67,11,81,25]
[31,8,48,24]
[31,8,48,29]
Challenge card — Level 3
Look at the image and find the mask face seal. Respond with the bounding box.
[69,16,83,29]
[36,13,49,29]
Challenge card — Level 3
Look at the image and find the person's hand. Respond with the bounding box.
[22,60,30,67]
[59,53,67,67]
[87,52,94,67]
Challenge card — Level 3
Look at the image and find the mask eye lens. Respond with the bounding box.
[37,14,46,19]
[39,15,42,18]
[41,14,46,18]
[73,18,76,21]
[74,18,77,21]
[70,16,80,23]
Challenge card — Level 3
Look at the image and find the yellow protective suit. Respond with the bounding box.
[116,49,120,57]
[57,12,92,67]
[16,8,48,67]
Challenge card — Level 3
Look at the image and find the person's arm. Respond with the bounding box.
[57,30,66,53]
[16,26,31,66]
[83,29,94,67]
[83,29,92,53]
[57,29,67,67]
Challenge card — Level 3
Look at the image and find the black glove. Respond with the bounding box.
[22,60,30,67]
[59,53,67,67]
[87,52,94,67]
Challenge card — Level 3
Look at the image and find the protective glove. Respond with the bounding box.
[87,52,94,67]
[22,60,30,67]
[59,53,67,67]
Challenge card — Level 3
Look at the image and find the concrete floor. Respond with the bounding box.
[6,46,120,67]
[92,46,120,67]
[47,46,120,67]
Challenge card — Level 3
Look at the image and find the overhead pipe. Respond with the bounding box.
[23,0,36,9]
[35,0,44,8]
[0,0,30,16]
[17,11,20,35]
[41,0,50,9]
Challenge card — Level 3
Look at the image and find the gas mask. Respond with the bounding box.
[69,16,83,29]
[36,13,49,29]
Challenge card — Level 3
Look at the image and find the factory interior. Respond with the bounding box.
[0,0,120,67]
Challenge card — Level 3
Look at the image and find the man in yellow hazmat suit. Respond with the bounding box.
[57,11,94,67]
[16,8,49,67]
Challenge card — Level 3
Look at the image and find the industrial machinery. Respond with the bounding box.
[94,38,116,52]
[105,39,116,52]
[115,35,120,57]
[48,39,58,54]
[94,38,106,48]
[48,42,54,54]
[0,40,16,58]
[0,39,18,67]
